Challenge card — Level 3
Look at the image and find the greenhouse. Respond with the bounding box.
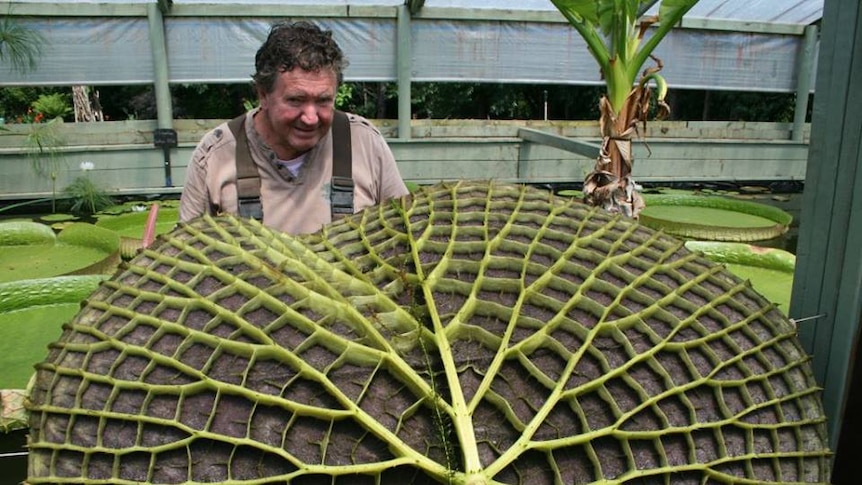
[0,0,825,196]
[1,0,861,484]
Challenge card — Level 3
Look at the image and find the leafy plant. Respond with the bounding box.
[550,0,699,217]
[24,118,66,212]
[62,176,114,215]
[0,4,44,73]
[335,82,354,109]
[32,92,72,120]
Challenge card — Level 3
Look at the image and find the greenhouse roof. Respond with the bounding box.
[2,0,824,91]
[12,0,825,26]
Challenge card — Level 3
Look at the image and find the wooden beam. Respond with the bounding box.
[518,128,600,159]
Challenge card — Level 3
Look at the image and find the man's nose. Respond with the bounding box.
[300,104,319,125]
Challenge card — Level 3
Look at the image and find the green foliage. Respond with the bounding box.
[411,82,604,120]
[335,82,354,109]
[0,83,797,124]
[665,89,799,122]
[550,0,699,114]
[336,82,399,119]
[32,92,72,120]
[25,118,65,177]
[24,118,66,211]
[171,83,255,119]
[0,86,41,120]
[0,7,44,73]
[242,97,258,112]
[62,176,115,215]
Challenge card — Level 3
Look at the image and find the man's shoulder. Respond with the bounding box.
[198,119,239,152]
[343,112,385,138]
[190,119,241,168]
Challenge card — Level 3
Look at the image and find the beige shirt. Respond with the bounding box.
[179,109,409,235]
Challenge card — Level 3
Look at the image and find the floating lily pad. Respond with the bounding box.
[640,193,792,242]
[686,240,795,314]
[0,221,120,283]
[95,206,179,240]
[38,213,78,223]
[0,274,106,391]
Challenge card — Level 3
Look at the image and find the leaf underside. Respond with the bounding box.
[27,181,831,485]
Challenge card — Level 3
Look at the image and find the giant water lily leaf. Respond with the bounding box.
[0,221,120,283]
[0,275,106,391]
[95,206,179,239]
[95,205,179,258]
[685,241,796,315]
[27,182,830,484]
[639,193,792,242]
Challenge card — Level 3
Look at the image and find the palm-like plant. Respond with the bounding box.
[0,4,44,73]
[551,0,699,217]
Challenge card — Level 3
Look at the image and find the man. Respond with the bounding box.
[179,21,409,235]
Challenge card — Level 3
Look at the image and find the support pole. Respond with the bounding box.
[791,24,818,142]
[396,5,412,140]
[790,0,862,456]
[147,2,176,187]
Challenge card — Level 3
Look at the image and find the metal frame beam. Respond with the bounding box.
[2,1,814,35]
[790,0,862,455]
[397,5,412,140]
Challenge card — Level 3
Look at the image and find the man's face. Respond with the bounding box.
[257,67,338,158]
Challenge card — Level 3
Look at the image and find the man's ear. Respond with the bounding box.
[254,86,268,109]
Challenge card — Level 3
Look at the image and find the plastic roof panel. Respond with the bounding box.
[1,0,822,89]
[680,0,823,25]
[13,0,825,26]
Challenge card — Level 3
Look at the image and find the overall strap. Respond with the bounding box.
[227,114,263,220]
[330,110,354,216]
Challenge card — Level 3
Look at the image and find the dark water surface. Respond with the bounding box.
[0,429,27,485]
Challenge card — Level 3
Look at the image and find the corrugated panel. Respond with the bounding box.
[0,0,822,88]
[680,0,824,24]
[10,0,826,26]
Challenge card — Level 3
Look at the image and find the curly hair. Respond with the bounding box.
[252,21,348,93]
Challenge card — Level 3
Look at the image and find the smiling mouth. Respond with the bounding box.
[294,129,317,139]
[293,125,317,134]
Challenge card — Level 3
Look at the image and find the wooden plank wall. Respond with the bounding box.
[0,120,809,200]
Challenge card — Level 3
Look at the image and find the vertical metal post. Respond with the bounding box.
[543,90,548,121]
[791,24,818,142]
[397,5,412,140]
[790,0,862,455]
[147,2,176,187]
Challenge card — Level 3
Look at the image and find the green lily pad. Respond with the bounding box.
[0,274,106,391]
[0,221,55,247]
[0,221,120,283]
[686,241,795,314]
[640,193,792,242]
[95,206,179,240]
[38,213,79,223]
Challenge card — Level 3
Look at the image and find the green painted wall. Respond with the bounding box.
[0,120,809,200]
